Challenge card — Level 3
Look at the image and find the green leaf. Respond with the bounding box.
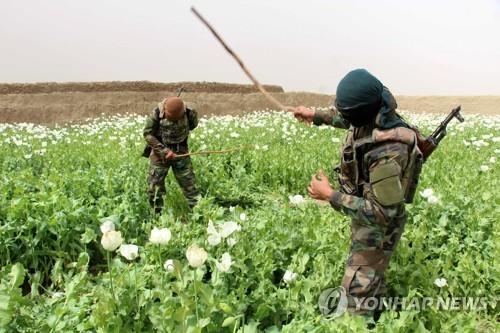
[9,263,25,288]
[77,252,90,269]
[481,192,492,201]
[222,316,236,327]
[197,283,213,306]
[237,320,260,333]
[81,227,97,244]
[99,215,120,226]
[219,302,233,314]
[297,253,310,273]
[0,294,10,312]
[199,317,210,328]
[173,307,188,322]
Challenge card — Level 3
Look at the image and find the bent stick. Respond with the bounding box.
[191,6,293,112]
[174,145,255,158]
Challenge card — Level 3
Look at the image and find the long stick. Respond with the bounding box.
[174,145,254,158]
[191,6,293,112]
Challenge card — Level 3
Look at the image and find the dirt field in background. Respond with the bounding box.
[0,81,283,95]
[0,82,498,124]
[0,91,331,124]
[395,95,499,116]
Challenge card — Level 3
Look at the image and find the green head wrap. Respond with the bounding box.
[335,69,408,129]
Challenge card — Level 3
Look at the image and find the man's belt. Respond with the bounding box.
[165,142,188,153]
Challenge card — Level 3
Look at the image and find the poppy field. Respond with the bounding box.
[0,110,498,332]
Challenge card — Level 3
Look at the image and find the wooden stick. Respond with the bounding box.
[191,6,294,113]
[174,145,255,158]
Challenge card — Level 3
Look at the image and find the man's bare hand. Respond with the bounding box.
[308,170,334,201]
[293,106,315,124]
[165,150,177,160]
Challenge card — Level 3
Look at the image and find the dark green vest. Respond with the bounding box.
[159,115,189,144]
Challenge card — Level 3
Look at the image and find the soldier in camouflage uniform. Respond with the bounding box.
[143,97,200,213]
[294,69,423,316]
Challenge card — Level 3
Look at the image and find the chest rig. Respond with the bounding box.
[336,127,423,204]
[158,110,189,145]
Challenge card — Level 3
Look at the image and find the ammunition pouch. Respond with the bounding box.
[338,127,423,203]
[372,127,423,204]
[370,160,405,206]
[337,132,360,196]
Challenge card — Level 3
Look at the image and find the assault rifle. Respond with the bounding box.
[414,105,464,160]
[176,86,185,97]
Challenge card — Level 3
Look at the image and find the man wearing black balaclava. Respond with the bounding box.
[293,69,423,318]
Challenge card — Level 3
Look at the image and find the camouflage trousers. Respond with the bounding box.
[147,156,199,212]
[342,208,407,316]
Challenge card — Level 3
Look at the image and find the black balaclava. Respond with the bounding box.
[335,69,383,127]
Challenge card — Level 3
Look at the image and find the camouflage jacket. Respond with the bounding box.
[313,109,422,229]
[313,107,351,129]
[143,106,198,158]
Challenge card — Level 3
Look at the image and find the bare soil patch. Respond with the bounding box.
[0,82,497,124]
[0,81,283,95]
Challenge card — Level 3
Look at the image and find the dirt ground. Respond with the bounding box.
[0,81,283,95]
[0,82,498,124]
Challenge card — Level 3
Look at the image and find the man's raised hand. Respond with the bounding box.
[293,106,315,124]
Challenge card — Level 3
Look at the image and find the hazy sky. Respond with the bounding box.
[1,0,499,94]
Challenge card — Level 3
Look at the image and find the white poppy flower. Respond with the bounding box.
[229,206,235,213]
[100,220,115,234]
[473,140,489,147]
[207,220,218,235]
[150,227,171,245]
[164,259,175,272]
[420,188,434,198]
[434,278,447,288]
[101,230,123,251]
[427,195,439,204]
[227,238,237,247]
[489,156,496,163]
[283,270,297,284]
[119,244,139,261]
[51,292,65,298]
[479,165,489,172]
[239,213,247,221]
[207,220,222,246]
[186,244,208,268]
[289,194,305,205]
[220,221,241,238]
[208,233,222,246]
[216,252,232,273]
